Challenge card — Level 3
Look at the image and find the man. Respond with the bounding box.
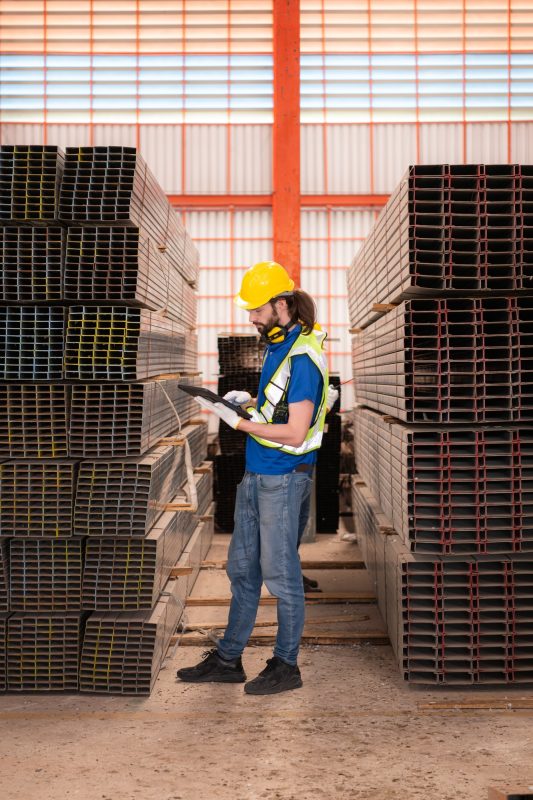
[177,261,338,695]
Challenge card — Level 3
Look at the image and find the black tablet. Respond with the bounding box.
[177,383,253,420]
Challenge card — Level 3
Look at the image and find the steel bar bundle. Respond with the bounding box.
[0,540,8,611]
[64,227,197,328]
[75,423,208,538]
[348,164,533,330]
[214,451,245,531]
[352,296,533,424]
[0,145,64,223]
[9,538,83,612]
[0,385,69,458]
[217,334,265,375]
[217,370,262,455]
[69,378,200,458]
[58,147,198,286]
[82,506,199,611]
[178,516,214,597]
[0,615,7,692]
[316,375,341,532]
[353,478,533,686]
[79,575,185,694]
[0,460,76,537]
[193,464,214,518]
[354,407,533,556]
[6,613,83,691]
[0,306,64,380]
[0,227,63,301]
[64,307,197,381]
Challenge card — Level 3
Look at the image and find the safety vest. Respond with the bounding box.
[248,327,329,455]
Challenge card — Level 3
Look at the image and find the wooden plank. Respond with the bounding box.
[488,788,533,800]
[172,631,389,646]
[170,566,194,577]
[372,302,398,312]
[200,559,365,571]
[419,700,533,711]
[186,592,376,607]
[183,613,370,631]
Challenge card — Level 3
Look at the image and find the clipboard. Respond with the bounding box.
[177,383,253,420]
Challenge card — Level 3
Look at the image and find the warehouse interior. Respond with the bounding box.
[1,2,533,799]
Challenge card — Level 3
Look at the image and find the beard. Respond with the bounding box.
[255,312,280,342]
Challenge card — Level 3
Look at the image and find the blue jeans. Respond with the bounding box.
[217,470,313,666]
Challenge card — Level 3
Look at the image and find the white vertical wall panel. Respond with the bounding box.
[185,125,228,193]
[301,208,328,238]
[93,125,137,147]
[326,125,371,193]
[373,124,417,193]
[329,208,375,250]
[184,210,231,243]
[466,123,508,164]
[419,123,463,164]
[0,124,43,145]
[301,124,325,194]
[230,125,272,193]
[512,122,533,162]
[140,126,183,193]
[233,209,272,239]
[45,125,91,149]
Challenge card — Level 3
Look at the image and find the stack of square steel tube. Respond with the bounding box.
[0,144,212,694]
[349,164,533,685]
[214,334,264,531]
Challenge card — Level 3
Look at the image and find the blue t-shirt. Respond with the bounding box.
[245,324,324,475]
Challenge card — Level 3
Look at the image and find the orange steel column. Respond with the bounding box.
[273,0,301,285]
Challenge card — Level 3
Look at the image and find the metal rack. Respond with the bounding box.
[348,164,533,331]
[6,613,84,691]
[9,538,83,612]
[75,424,208,538]
[0,145,64,223]
[352,297,533,424]
[0,460,76,538]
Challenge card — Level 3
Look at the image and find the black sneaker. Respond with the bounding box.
[176,649,246,683]
[303,574,321,592]
[244,657,303,695]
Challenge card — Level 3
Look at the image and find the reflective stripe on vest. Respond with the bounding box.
[249,327,329,455]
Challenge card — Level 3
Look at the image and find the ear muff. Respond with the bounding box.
[262,324,289,344]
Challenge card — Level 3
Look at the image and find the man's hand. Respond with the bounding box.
[197,397,264,429]
[223,390,252,406]
[196,397,243,429]
[326,384,339,413]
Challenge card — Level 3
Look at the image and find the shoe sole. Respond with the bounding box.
[244,677,303,695]
[176,673,246,684]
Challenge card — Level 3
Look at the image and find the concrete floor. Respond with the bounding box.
[1,533,532,800]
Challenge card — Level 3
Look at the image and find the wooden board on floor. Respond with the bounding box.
[173,630,389,646]
[186,592,376,607]
[201,559,365,571]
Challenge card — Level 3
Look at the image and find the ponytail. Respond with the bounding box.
[286,289,317,335]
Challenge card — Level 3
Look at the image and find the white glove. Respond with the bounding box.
[223,390,252,406]
[326,384,339,412]
[196,397,243,430]
[197,397,264,429]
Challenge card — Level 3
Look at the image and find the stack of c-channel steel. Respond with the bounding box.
[348,163,533,685]
[0,144,211,694]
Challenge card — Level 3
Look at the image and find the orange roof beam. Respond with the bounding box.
[167,195,389,209]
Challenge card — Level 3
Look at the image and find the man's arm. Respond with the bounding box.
[238,400,314,448]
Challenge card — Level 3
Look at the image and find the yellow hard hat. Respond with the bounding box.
[234,261,295,310]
